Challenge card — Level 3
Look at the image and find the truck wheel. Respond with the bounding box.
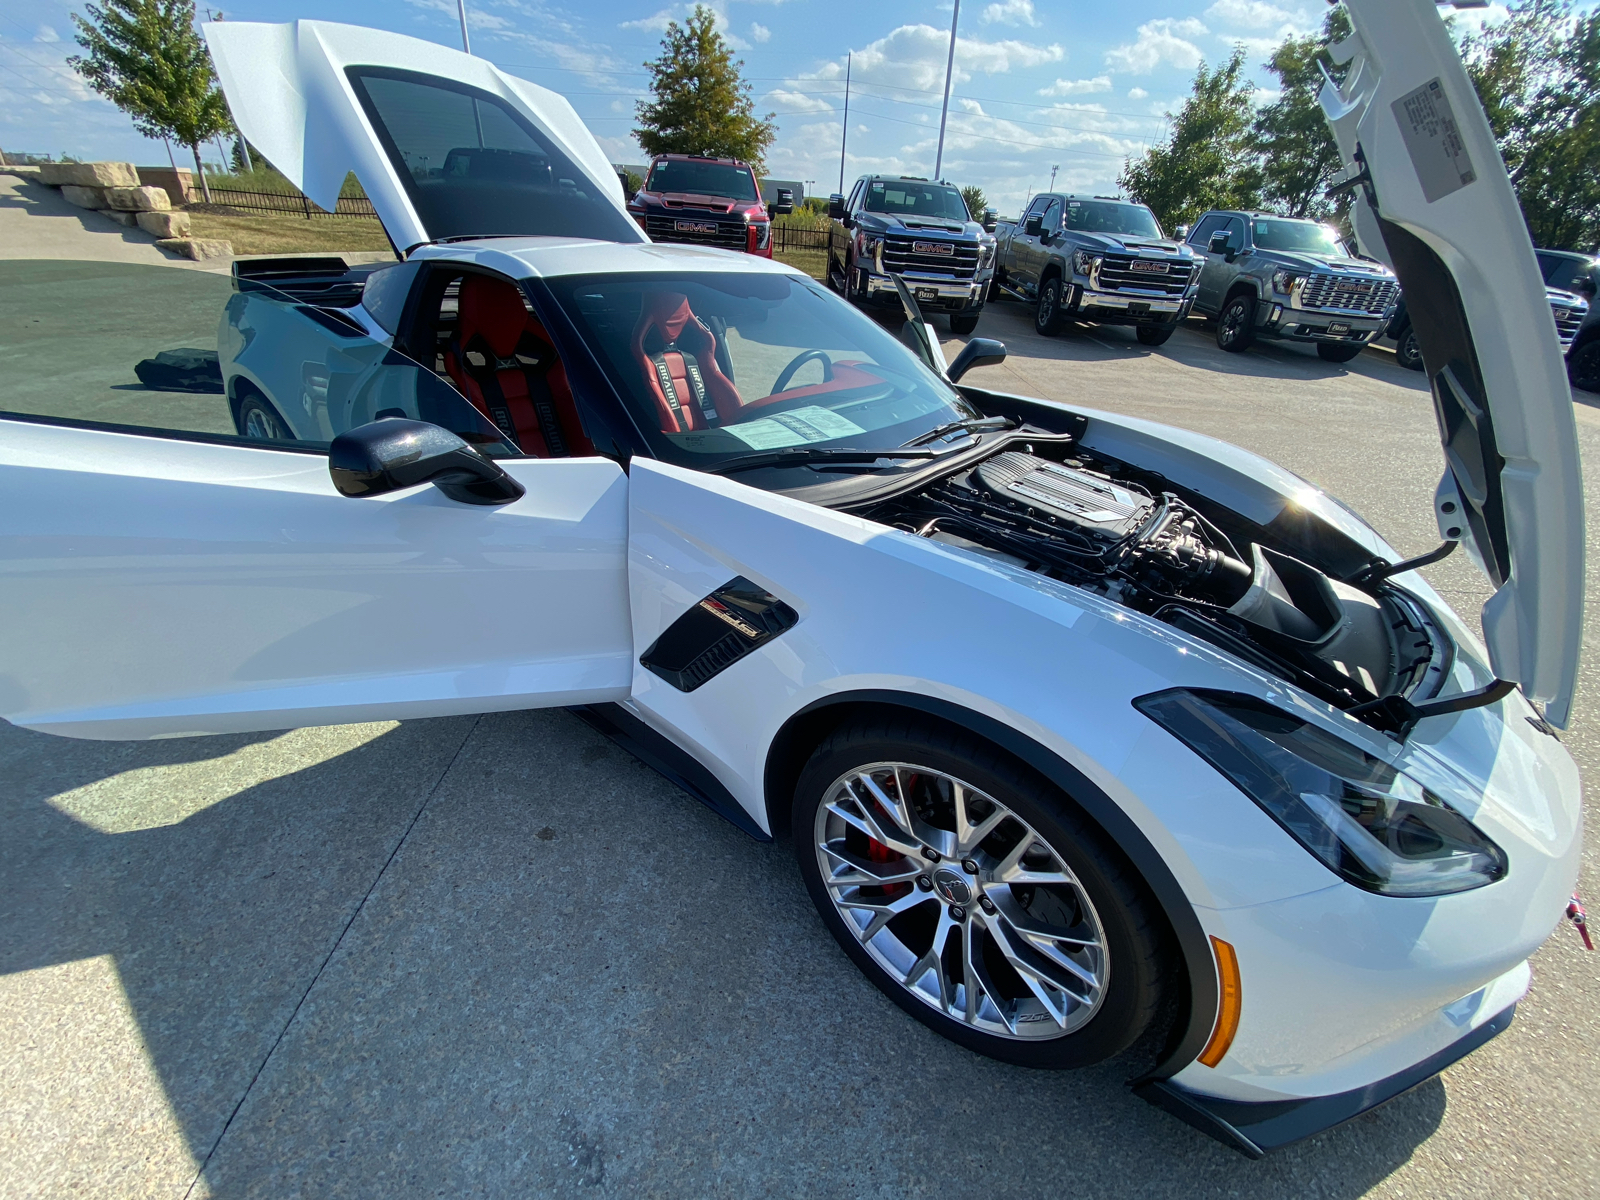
[235,389,293,440]
[1136,323,1176,347]
[1215,294,1256,352]
[1567,339,1600,393]
[1395,327,1424,371]
[1035,277,1065,336]
[950,311,981,335]
[1317,342,1364,364]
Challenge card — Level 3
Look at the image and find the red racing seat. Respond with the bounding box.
[444,274,594,457]
[631,292,743,432]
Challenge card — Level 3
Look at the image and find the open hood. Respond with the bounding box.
[204,20,643,253]
[1320,0,1585,726]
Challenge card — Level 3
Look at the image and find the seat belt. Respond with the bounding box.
[650,343,717,429]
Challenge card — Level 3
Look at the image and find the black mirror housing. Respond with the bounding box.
[774,188,794,216]
[1208,232,1230,255]
[329,418,525,506]
[946,337,1006,383]
[828,193,845,219]
[1024,214,1043,237]
[982,207,997,233]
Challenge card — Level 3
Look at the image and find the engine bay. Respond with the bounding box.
[862,440,1446,727]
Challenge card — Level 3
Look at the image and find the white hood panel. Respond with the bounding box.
[1320,0,1585,726]
[204,20,633,252]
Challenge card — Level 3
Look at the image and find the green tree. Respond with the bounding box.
[68,0,231,202]
[635,5,776,171]
[1463,0,1600,250]
[1119,48,1260,230]
[960,184,988,220]
[1249,8,1352,219]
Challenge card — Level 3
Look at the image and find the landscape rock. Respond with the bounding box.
[107,211,139,226]
[156,237,233,261]
[38,161,139,188]
[136,210,191,238]
[1,163,43,178]
[104,185,173,212]
[60,185,108,210]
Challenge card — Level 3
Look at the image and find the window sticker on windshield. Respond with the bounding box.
[724,405,865,450]
[1392,78,1477,203]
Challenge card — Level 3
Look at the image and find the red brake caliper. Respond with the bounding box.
[1568,894,1595,951]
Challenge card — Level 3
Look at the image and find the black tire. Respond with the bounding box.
[1215,293,1256,352]
[1136,322,1177,347]
[986,273,1005,302]
[950,311,981,335]
[1568,338,1600,393]
[1395,327,1425,372]
[234,389,293,441]
[1317,342,1364,364]
[1034,275,1065,336]
[792,716,1172,1069]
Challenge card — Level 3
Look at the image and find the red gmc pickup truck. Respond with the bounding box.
[627,154,792,257]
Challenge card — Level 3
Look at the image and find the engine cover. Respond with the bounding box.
[974,453,1155,541]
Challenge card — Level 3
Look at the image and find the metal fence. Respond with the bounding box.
[189,186,379,219]
[772,224,830,252]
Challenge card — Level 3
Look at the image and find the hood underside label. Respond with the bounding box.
[1393,78,1477,203]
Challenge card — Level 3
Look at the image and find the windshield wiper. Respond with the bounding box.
[902,416,1015,447]
[709,446,942,475]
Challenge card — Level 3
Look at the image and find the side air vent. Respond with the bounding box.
[640,576,799,692]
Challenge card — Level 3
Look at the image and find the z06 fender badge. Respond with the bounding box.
[640,577,799,692]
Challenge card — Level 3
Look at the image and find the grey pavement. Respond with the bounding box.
[0,170,227,270]
[2,295,1597,1198]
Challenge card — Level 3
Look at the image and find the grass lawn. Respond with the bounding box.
[774,246,826,281]
[185,211,395,257]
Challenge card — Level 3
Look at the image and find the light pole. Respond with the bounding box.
[838,52,852,194]
[933,0,960,181]
[457,0,472,54]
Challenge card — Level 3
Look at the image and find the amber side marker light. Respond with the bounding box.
[1198,936,1241,1067]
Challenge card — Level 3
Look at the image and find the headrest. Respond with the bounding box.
[459,275,529,358]
[634,291,699,348]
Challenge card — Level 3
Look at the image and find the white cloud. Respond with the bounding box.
[1039,76,1111,97]
[751,22,771,42]
[1128,86,1148,99]
[1204,0,1296,29]
[763,87,835,114]
[1105,18,1208,74]
[619,8,674,32]
[35,25,60,43]
[804,24,1063,94]
[982,0,1038,27]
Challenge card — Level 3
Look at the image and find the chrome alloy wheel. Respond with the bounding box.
[813,762,1109,1040]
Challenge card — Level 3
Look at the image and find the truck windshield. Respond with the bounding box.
[646,160,759,202]
[863,181,969,222]
[1251,219,1344,254]
[1064,201,1162,237]
[549,270,980,471]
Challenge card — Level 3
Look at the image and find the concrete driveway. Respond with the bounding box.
[2,296,1596,1198]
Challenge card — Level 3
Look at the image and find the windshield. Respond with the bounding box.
[863,181,969,222]
[550,271,980,471]
[1064,200,1163,238]
[1251,219,1344,255]
[646,159,759,202]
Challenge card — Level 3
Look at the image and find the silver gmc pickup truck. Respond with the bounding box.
[1185,210,1401,363]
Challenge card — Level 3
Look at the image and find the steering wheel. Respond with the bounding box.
[770,349,835,394]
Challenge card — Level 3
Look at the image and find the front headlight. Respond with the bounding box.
[754,222,771,250]
[1072,249,1101,276]
[1136,690,1507,897]
[979,239,996,268]
[1271,269,1302,295]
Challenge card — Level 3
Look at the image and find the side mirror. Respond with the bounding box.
[773,188,794,216]
[828,193,845,219]
[1175,224,1190,241]
[982,207,997,233]
[946,337,1006,383]
[329,418,525,506]
[890,275,947,377]
[1024,214,1043,237]
[1208,232,1230,255]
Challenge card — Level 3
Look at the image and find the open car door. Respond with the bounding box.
[1321,0,1586,726]
[203,20,645,253]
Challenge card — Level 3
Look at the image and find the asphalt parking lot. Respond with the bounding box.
[3,291,1598,1198]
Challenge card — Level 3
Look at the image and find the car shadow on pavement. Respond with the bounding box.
[3,709,1445,1197]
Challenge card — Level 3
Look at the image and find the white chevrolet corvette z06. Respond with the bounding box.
[0,1,1583,1157]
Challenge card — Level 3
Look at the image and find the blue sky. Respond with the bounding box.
[0,0,1526,217]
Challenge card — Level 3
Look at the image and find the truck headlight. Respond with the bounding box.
[1272,269,1303,295]
[979,239,996,269]
[1072,249,1101,276]
[754,222,771,250]
[1135,689,1507,897]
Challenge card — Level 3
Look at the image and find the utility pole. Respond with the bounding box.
[1048,163,1059,191]
[838,52,851,194]
[457,0,472,53]
[933,0,960,181]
